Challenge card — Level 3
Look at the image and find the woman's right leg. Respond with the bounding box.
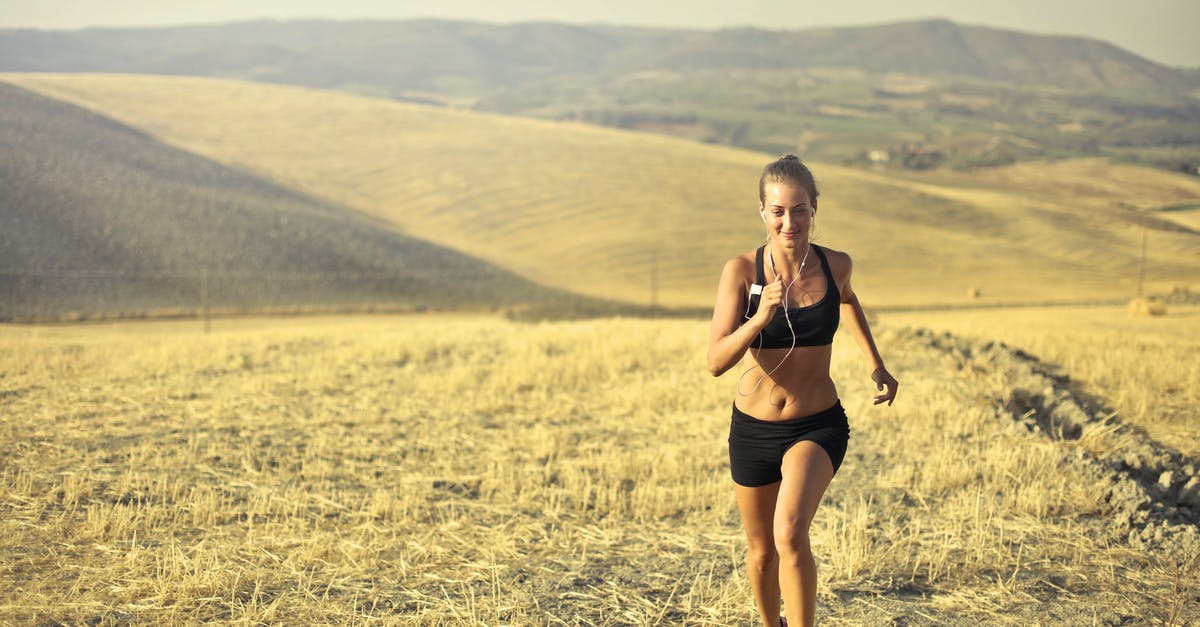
[735,481,783,627]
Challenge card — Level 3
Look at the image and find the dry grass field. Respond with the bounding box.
[5,73,1199,310]
[2,312,1196,625]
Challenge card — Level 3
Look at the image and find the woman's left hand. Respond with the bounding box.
[871,367,898,406]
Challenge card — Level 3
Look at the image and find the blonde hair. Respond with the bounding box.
[759,154,819,203]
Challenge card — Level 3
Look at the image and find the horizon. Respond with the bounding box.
[1,1,1197,69]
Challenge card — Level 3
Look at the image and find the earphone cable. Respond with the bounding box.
[736,242,809,398]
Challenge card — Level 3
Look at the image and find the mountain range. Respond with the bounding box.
[3,18,1197,171]
[1,18,1194,91]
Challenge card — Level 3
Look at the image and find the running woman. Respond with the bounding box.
[707,154,898,627]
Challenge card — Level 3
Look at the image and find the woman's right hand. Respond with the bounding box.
[751,278,784,325]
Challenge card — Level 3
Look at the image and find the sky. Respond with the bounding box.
[2,0,1198,68]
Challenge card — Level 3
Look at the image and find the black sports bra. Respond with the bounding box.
[744,244,840,349]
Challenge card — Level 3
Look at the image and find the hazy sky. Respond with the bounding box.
[3,0,1198,68]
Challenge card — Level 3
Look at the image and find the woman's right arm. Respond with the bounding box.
[707,257,776,377]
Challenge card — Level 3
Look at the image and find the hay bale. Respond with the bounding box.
[1127,296,1167,317]
[966,287,981,299]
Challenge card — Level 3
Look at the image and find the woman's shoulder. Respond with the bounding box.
[718,249,759,290]
[722,248,758,274]
[816,244,853,281]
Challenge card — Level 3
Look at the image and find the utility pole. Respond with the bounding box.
[650,248,659,309]
[1137,213,1147,298]
[201,268,210,334]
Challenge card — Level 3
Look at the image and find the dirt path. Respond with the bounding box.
[913,328,1199,537]
[815,326,1198,625]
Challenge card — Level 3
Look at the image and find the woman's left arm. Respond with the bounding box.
[837,253,898,406]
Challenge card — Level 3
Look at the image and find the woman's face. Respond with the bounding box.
[759,182,815,249]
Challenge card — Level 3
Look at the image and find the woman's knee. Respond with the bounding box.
[773,517,812,557]
[746,542,778,571]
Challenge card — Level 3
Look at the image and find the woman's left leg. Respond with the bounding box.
[773,441,835,627]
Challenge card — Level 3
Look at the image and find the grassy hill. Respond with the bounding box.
[0,81,615,321]
[4,73,1199,310]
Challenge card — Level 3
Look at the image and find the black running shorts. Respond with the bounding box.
[728,400,850,487]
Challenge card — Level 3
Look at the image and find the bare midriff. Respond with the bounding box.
[733,344,838,421]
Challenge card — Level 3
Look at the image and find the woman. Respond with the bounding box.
[707,154,898,627]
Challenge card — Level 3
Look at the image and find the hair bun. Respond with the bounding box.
[759,154,819,203]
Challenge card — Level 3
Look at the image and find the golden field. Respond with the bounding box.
[1,311,1196,625]
[5,73,1200,310]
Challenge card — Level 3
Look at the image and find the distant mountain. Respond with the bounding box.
[604,19,1197,91]
[0,81,611,320]
[0,18,1193,93]
[3,18,1197,172]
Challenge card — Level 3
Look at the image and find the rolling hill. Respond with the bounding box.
[0,80,614,320]
[5,73,1197,312]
